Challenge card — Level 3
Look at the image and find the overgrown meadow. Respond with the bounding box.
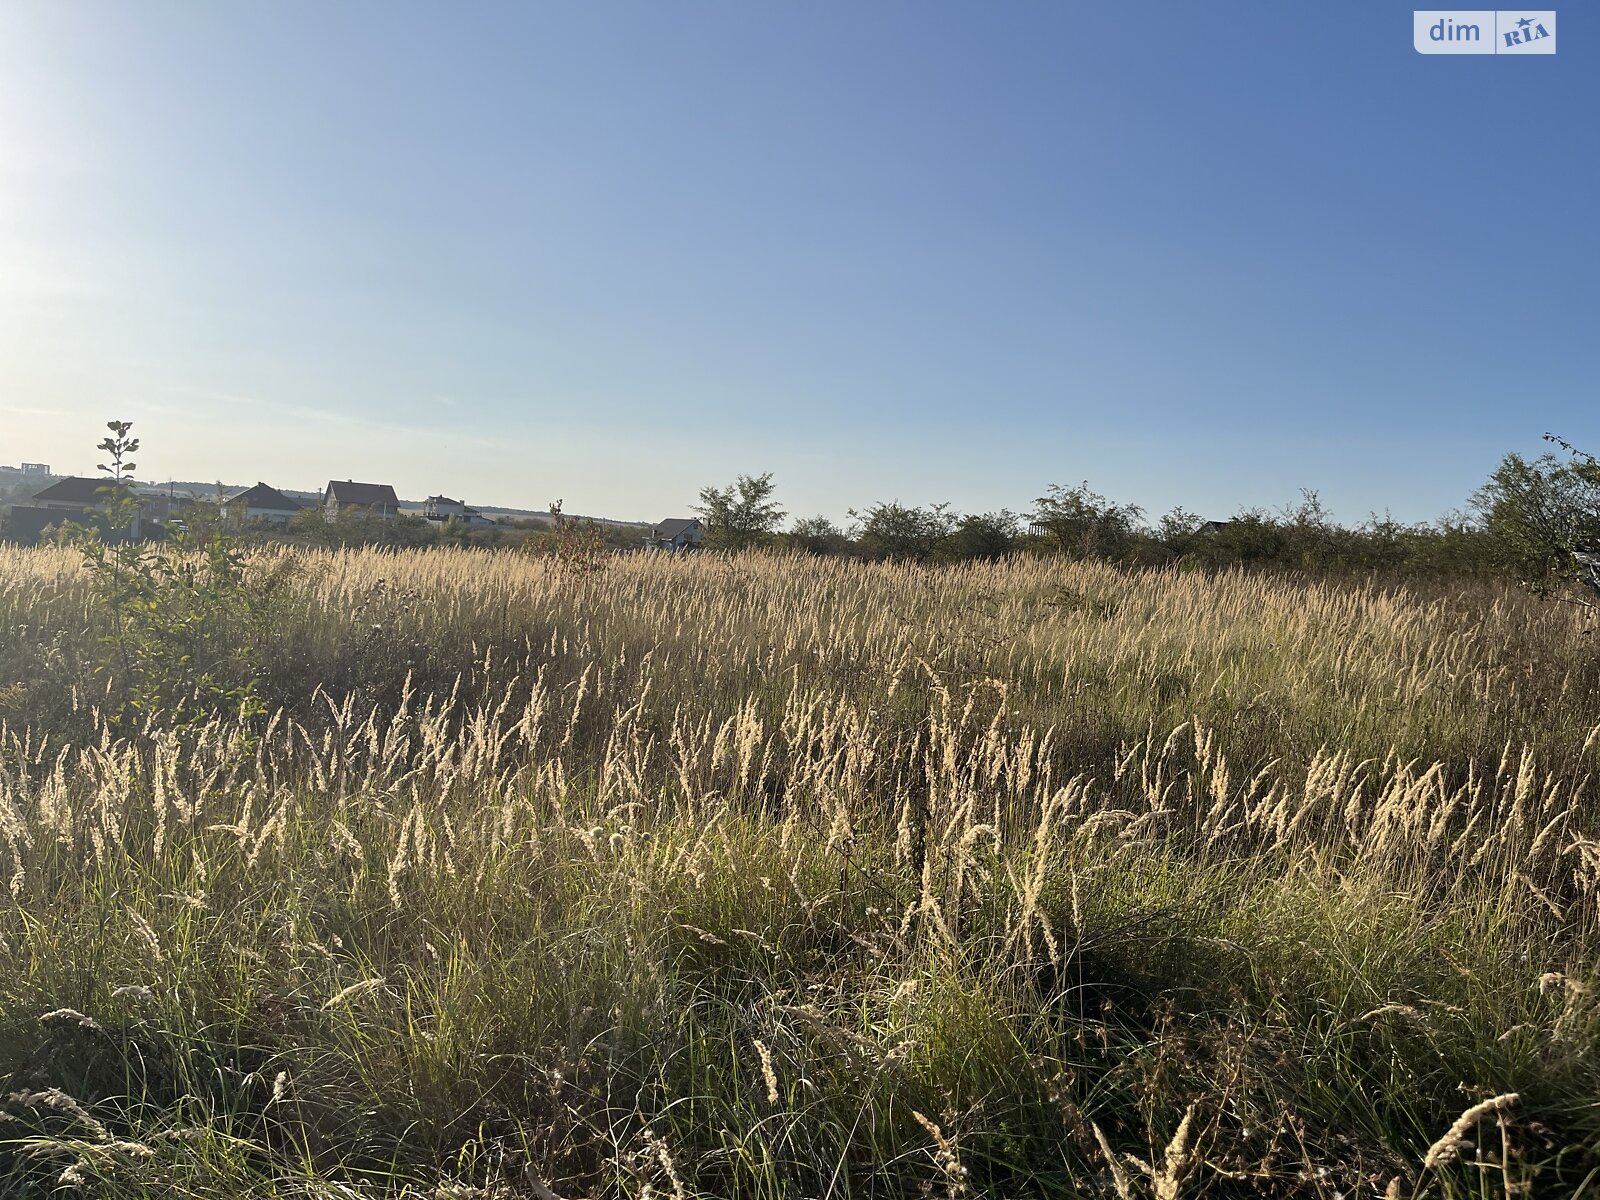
[1,544,1599,1198]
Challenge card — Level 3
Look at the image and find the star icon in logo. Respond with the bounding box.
[1517,15,1534,28]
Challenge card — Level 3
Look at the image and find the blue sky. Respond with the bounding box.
[1,3,1593,523]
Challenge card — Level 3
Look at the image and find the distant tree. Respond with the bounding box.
[785,515,851,556]
[1195,509,1287,567]
[938,510,1019,562]
[1276,489,1343,569]
[1156,505,1205,549]
[526,499,610,575]
[174,494,226,543]
[280,505,437,549]
[438,515,472,547]
[1471,438,1600,591]
[286,507,335,546]
[68,421,267,734]
[1031,483,1144,560]
[693,472,786,551]
[1349,510,1420,573]
[851,502,957,563]
[1400,513,1496,577]
[0,480,34,522]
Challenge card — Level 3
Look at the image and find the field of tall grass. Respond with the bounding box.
[1,544,1598,1198]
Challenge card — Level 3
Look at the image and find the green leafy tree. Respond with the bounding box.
[525,499,610,576]
[851,501,957,563]
[1471,438,1600,592]
[1275,489,1344,569]
[73,421,147,691]
[785,515,851,556]
[938,510,1019,562]
[693,472,785,551]
[94,420,144,530]
[1194,509,1286,567]
[437,515,473,548]
[1155,505,1204,548]
[282,504,438,550]
[1031,482,1144,560]
[70,421,267,734]
[285,506,335,546]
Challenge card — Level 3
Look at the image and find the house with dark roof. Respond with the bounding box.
[28,476,111,512]
[646,517,704,551]
[324,480,401,519]
[222,482,306,524]
[4,476,141,544]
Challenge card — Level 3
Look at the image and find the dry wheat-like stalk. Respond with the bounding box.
[0,545,1595,1193]
[321,977,388,1010]
[1091,1121,1135,1200]
[1423,1093,1519,1169]
[753,1038,779,1105]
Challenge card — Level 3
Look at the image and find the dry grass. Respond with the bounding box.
[0,545,1597,1197]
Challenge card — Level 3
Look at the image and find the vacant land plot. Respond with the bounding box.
[0,545,1597,1197]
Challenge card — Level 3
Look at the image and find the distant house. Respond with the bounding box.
[324,480,401,519]
[222,482,306,524]
[6,475,140,544]
[424,495,467,521]
[647,517,704,551]
[423,495,493,528]
[29,476,109,514]
[20,463,49,477]
[1194,520,1231,536]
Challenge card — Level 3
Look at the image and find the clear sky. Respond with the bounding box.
[1,3,1594,524]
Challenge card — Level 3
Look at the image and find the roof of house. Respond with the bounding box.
[30,476,109,505]
[226,482,305,512]
[652,518,703,539]
[426,494,462,506]
[325,480,401,508]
